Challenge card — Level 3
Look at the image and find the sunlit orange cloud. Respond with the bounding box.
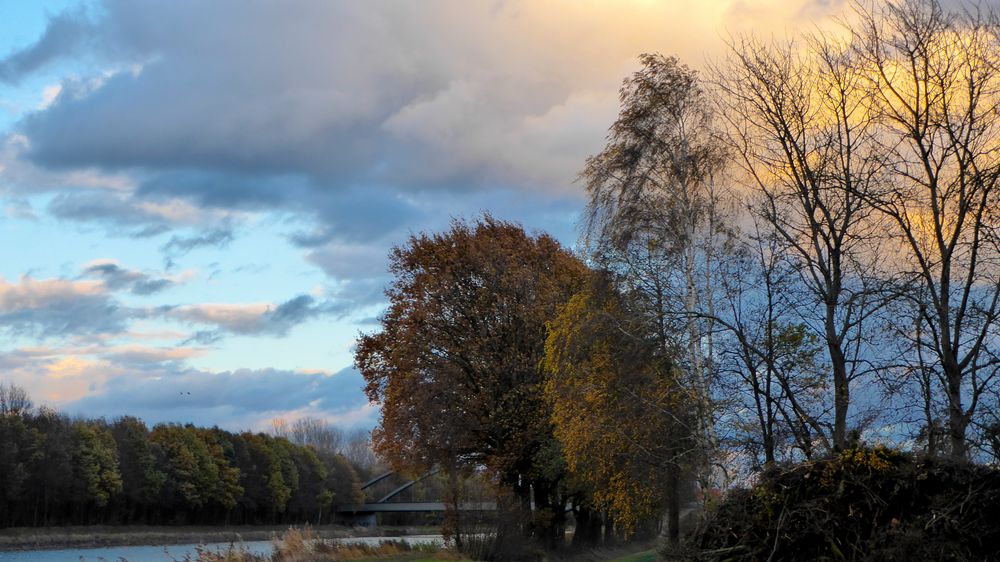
[484,0,848,69]
[297,368,333,376]
[21,356,121,403]
[5,344,209,404]
[45,356,97,380]
[376,0,853,193]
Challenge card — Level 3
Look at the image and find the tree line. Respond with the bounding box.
[356,0,1000,552]
[0,382,369,528]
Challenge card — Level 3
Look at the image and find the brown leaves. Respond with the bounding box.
[356,215,588,484]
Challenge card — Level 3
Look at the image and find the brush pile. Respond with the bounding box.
[682,446,1000,561]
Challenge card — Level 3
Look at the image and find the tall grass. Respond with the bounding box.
[170,527,452,561]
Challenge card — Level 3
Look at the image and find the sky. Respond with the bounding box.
[0,0,849,431]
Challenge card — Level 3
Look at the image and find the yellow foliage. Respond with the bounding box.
[543,283,696,534]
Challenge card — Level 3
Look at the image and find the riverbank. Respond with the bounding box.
[0,524,434,552]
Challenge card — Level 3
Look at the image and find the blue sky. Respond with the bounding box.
[0,0,844,431]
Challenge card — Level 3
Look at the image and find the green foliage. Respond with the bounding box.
[0,413,42,511]
[70,422,123,507]
[0,382,363,527]
[687,446,1000,561]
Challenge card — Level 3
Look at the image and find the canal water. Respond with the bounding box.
[0,535,444,562]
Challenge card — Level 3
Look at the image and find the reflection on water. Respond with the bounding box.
[0,535,444,562]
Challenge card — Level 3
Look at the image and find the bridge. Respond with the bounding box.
[335,470,495,526]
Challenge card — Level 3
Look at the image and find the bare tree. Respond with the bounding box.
[714,213,832,466]
[714,31,892,450]
[289,417,345,454]
[343,427,380,474]
[848,0,1000,458]
[0,382,32,417]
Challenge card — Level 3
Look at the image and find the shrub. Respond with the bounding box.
[683,447,1000,561]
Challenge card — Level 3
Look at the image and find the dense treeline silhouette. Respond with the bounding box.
[0,384,365,528]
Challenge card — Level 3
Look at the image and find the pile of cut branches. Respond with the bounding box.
[680,446,1000,561]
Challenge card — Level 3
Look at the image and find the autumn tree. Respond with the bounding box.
[0,383,363,526]
[356,215,589,546]
[150,425,243,522]
[543,275,697,545]
[25,406,74,525]
[0,393,41,526]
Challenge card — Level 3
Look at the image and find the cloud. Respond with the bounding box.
[9,343,206,368]
[0,9,96,84]
[46,188,236,239]
[62,365,373,430]
[3,1,692,200]
[0,275,128,338]
[0,0,853,275]
[161,226,234,256]
[166,294,340,337]
[0,133,135,195]
[0,267,339,343]
[80,259,176,295]
[0,345,373,429]
[3,198,37,220]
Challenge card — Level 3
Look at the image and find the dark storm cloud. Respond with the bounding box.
[5,1,624,196]
[0,0,687,295]
[81,261,174,295]
[137,171,304,210]
[287,186,417,247]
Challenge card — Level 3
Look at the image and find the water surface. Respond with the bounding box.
[0,535,443,562]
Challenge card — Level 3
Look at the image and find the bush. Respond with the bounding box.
[683,446,1000,561]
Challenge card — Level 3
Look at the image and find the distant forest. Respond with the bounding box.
[0,382,373,528]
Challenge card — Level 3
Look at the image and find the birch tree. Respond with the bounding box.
[581,54,731,483]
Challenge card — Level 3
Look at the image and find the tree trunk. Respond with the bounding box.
[572,505,603,547]
[445,464,463,550]
[945,361,968,459]
[667,467,680,546]
[827,308,849,450]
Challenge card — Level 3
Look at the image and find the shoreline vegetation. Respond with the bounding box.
[0,526,658,562]
[0,524,432,552]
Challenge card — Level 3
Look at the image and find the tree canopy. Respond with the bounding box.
[356,215,590,544]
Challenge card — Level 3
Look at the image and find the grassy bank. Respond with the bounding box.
[197,539,658,562]
[145,529,659,562]
[0,524,436,552]
[0,525,658,561]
